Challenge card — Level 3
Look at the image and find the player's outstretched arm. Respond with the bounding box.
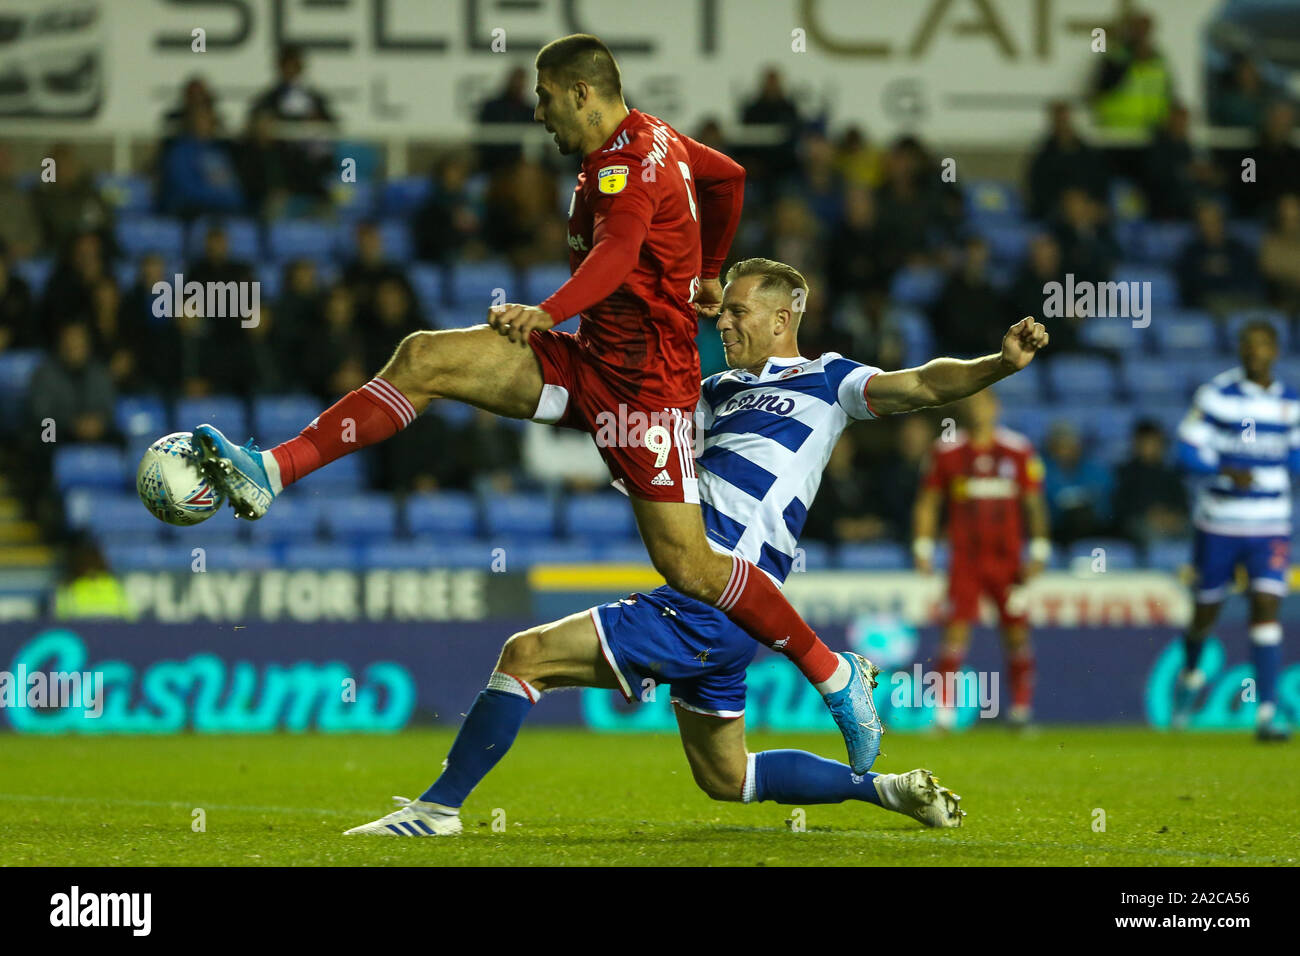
[866,317,1049,416]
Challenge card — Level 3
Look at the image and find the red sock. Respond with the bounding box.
[715,555,838,684]
[271,378,416,487]
[1008,650,1035,710]
[936,650,965,708]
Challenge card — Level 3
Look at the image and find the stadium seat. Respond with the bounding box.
[115,395,170,441]
[53,444,128,491]
[408,262,446,314]
[335,218,414,263]
[116,215,185,258]
[96,172,154,214]
[524,262,573,304]
[11,258,53,296]
[1152,311,1219,354]
[998,407,1058,448]
[333,180,377,221]
[793,540,832,570]
[255,262,283,301]
[280,542,360,569]
[251,395,322,442]
[598,539,649,564]
[1140,400,1190,439]
[449,260,522,308]
[1139,221,1195,265]
[977,221,1035,264]
[889,266,944,308]
[1180,357,1235,396]
[1111,265,1178,308]
[990,360,1040,402]
[1146,539,1191,572]
[836,542,909,571]
[1067,538,1139,570]
[563,493,638,539]
[240,494,322,544]
[174,395,248,439]
[964,179,1023,221]
[1044,355,1117,401]
[405,491,479,538]
[319,493,399,541]
[101,542,195,572]
[194,543,279,571]
[1076,316,1148,353]
[483,492,559,539]
[1274,357,1300,388]
[305,451,369,490]
[1120,356,1185,402]
[64,491,159,537]
[380,176,434,216]
[360,540,438,568]
[1076,404,1138,445]
[519,539,605,565]
[186,216,262,261]
[1227,219,1264,253]
[417,537,502,569]
[0,348,43,431]
[269,219,341,263]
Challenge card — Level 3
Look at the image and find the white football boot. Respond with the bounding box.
[875,768,965,828]
[344,796,463,837]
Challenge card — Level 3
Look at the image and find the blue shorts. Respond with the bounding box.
[1192,530,1291,602]
[591,585,758,718]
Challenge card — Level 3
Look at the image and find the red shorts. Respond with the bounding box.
[943,560,1028,627]
[528,329,699,504]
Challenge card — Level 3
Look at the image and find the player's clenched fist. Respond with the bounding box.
[1000,317,1049,371]
[488,303,556,347]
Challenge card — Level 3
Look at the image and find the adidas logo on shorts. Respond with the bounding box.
[651,470,674,487]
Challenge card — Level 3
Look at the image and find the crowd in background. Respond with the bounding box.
[2,9,1299,558]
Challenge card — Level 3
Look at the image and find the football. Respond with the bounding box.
[136,431,225,526]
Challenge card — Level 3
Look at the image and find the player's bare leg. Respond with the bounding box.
[673,707,961,827]
[1001,621,1034,728]
[345,611,615,836]
[630,496,884,773]
[194,326,545,519]
[1173,600,1222,729]
[1247,591,1288,741]
[935,620,972,732]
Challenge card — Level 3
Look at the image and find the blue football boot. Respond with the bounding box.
[823,652,884,774]
[192,424,277,520]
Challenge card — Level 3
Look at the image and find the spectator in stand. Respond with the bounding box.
[188,224,255,288]
[33,143,114,255]
[739,67,803,191]
[1176,200,1261,312]
[158,103,245,217]
[0,242,36,352]
[765,195,824,282]
[692,118,727,152]
[1090,11,1175,133]
[457,409,524,494]
[363,276,424,372]
[1052,186,1119,284]
[476,66,536,173]
[825,186,894,314]
[1112,419,1188,547]
[303,285,368,400]
[162,76,222,138]
[803,433,890,545]
[876,136,957,265]
[874,413,934,542]
[1260,193,1300,314]
[1026,101,1110,221]
[483,158,563,270]
[381,409,460,494]
[235,106,294,221]
[25,321,120,456]
[117,252,171,389]
[1042,420,1114,545]
[1009,234,1073,350]
[931,236,1008,357]
[88,279,137,390]
[793,132,844,228]
[251,44,335,203]
[1209,55,1269,129]
[272,259,320,371]
[835,292,905,375]
[1230,100,1300,218]
[0,145,42,259]
[1141,103,1221,221]
[414,152,482,265]
[833,126,884,190]
[40,231,113,349]
[342,220,414,319]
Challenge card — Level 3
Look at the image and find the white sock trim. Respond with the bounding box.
[364,377,417,427]
[486,671,541,703]
[741,752,757,803]
[716,555,748,612]
[1250,622,1283,646]
[260,450,283,495]
[814,654,851,696]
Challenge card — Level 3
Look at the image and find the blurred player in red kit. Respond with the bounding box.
[912,388,1051,728]
[192,34,883,770]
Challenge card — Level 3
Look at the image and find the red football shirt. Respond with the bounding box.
[922,427,1044,566]
[540,109,744,408]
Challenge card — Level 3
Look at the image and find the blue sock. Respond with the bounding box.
[420,674,538,807]
[1182,633,1206,672]
[1250,623,1283,719]
[749,750,882,805]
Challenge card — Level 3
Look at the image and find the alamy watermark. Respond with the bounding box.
[1042,273,1150,329]
[151,273,261,327]
[0,667,103,717]
[890,664,1000,718]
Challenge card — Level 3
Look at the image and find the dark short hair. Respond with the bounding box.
[1239,318,1280,345]
[535,34,622,99]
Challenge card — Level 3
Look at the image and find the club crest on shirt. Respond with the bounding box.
[598,165,629,194]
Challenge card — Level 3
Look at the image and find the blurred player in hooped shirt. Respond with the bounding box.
[912,388,1051,729]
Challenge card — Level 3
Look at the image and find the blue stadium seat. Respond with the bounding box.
[598,539,649,564]
[1120,356,1185,402]
[408,263,446,314]
[319,493,399,541]
[335,218,414,263]
[101,542,195,572]
[1225,310,1289,352]
[405,491,479,537]
[281,542,360,569]
[1139,221,1195,265]
[251,394,321,442]
[990,360,1040,403]
[174,395,248,438]
[1076,316,1149,353]
[977,221,1035,263]
[255,262,283,301]
[419,537,501,569]
[96,172,154,214]
[1114,218,1144,260]
[240,493,322,543]
[334,180,377,221]
[1112,265,1178,308]
[360,540,443,568]
[483,493,558,539]
[0,348,43,430]
[563,493,638,539]
[889,266,944,308]
[1044,355,1117,400]
[195,543,279,570]
[518,539,604,565]
[1152,311,1219,353]
[1076,404,1138,445]
[964,180,1023,221]
[1274,357,1300,389]
[186,216,262,261]
[11,258,53,296]
[793,540,833,571]
[380,177,434,216]
[115,395,170,441]
[1140,401,1190,439]
[449,260,522,308]
[1067,538,1139,570]
[836,542,909,571]
[269,220,341,263]
[1228,219,1264,253]
[305,451,369,490]
[998,407,1058,448]
[1180,357,1235,396]
[1146,538,1192,572]
[116,215,185,258]
[524,262,573,304]
[64,491,157,537]
[53,444,128,491]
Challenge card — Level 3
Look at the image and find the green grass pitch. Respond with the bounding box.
[2,727,1297,866]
